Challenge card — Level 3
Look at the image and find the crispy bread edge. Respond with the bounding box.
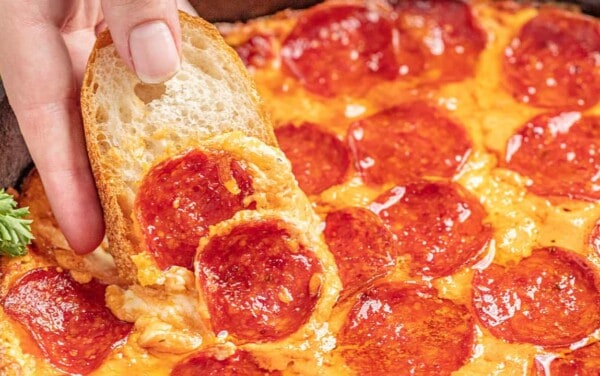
[81,12,276,283]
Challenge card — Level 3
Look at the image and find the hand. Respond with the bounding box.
[0,0,197,254]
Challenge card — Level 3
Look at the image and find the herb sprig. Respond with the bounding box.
[0,189,32,257]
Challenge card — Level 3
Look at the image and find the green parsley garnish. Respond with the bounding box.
[0,189,32,257]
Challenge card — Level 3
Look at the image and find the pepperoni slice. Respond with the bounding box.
[281,4,399,97]
[347,103,471,186]
[369,181,490,277]
[275,123,349,195]
[390,0,487,82]
[197,220,323,342]
[324,207,396,292]
[472,247,600,347]
[533,342,600,376]
[505,112,600,201]
[135,149,254,270]
[503,10,600,109]
[235,33,275,69]
[337,283,474,375]
[2,268,132,374]
[171,350,280,376]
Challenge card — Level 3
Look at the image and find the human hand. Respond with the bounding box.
[0,0,197,254]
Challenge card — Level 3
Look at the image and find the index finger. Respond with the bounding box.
[0,3,105,253]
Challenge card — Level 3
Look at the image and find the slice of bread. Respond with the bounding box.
[81,12,277,281]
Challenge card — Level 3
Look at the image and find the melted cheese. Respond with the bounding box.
[4,2,600,375]
[106,267,206,355]
[220,2,600,374]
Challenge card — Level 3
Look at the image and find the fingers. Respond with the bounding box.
[61,1,104,85]
[101,0,181,83]
[0,2,105,253]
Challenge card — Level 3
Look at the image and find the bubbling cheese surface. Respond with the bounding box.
[2,1,600,375]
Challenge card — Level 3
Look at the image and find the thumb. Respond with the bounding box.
[101,0,181,83]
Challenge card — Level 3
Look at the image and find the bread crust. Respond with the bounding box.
[81,12,277,282]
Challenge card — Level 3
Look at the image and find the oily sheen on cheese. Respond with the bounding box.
[1,1,600,375]
[220,0,600,374]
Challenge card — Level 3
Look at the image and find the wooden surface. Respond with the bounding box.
[0,86,31,189]
[190,0,322,21]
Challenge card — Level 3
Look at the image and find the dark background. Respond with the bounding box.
[1,0,598,188]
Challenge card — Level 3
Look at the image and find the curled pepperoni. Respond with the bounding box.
[369,181,490,277]
[275,123,349,195]
[505,112,600,201]
[197,220,323,342]
[503,10,600,109]
[171,350,280,376]
[135,150,254,270]
[533,342,600,376]
[324,207,396,292]
[2,268,132,375]
[235,33,275,69]
[281,4,399,97]
[390,0,487,82]
[347,103,471,186]
[472,247,600,347]
[337,283,474,375]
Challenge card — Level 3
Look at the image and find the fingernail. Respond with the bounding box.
[129,21,180,83]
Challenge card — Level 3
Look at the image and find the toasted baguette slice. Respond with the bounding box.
[81,12,277,281]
